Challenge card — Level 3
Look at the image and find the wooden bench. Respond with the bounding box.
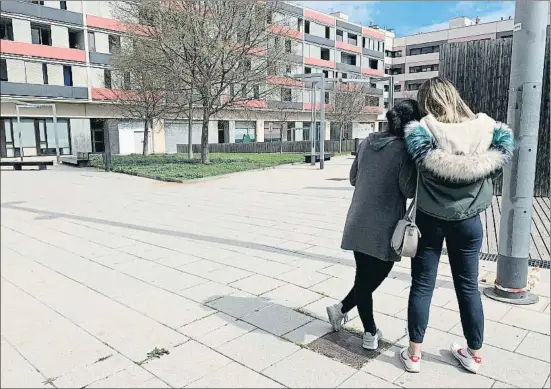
[60,152,91,167]
[0,161,54,171]
[304,153,332,163]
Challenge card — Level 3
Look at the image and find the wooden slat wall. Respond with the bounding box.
[439,36,550,197]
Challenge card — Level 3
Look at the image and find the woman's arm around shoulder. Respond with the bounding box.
[399,156,417,199]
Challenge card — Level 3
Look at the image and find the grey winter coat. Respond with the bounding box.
[341,132,417,262]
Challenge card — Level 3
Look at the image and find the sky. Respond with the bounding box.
[291,1,516,37]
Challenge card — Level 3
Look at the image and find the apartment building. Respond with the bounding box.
[385,16,516,102]
[0,0,386,157]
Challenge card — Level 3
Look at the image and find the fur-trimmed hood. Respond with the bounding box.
[404,113,514,183]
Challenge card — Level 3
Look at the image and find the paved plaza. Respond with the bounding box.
[1,156,550,388]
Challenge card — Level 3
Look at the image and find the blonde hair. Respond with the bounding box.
[417,77,475,123]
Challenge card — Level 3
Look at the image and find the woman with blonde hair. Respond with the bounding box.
[400,77,514,374]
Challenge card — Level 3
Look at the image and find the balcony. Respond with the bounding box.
[304,34,335,48]
[269,24,303,40]
[406,51,440,63]
[361,67,385,77]
[1,40,85,62]
[337,41,361,54]
[362,48,384,59]
[362,27,385,41]
[89,52,111,65]
[304,57,335,69]
[1,1,83,25]
[304,9,335,26]
[406,70,439,81]
[1,82,88,99]
[336,62,360,74]
[336,19,362,34]
[267,76,304,87]
[267,101,303,110]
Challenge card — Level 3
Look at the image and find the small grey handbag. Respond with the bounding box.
[391,172,421,258]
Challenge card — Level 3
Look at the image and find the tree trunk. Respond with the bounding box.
[200,110,210,164]
[339,123,343,153]
[279,123,283,154]
[142,119,150,155]
[188,99,193,159]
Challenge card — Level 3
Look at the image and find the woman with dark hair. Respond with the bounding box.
[326,99,421,350]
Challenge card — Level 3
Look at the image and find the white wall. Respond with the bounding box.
[352,122,375,139]
[12,19,31,43]
[94,32,110,54]
[88,67,105,88]
[70,118,92,153]
[25,62,43,84]
[208,121,219,144]
[71,66,88,87]
[51,25,69,48]
[85,1,114,18]
[47,63,64,85]
[66,1,83,13]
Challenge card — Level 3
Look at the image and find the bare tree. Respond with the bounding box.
[269,84,302,152]
[115,0,291,163]
[327,83,366,152]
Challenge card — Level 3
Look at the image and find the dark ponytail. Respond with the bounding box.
[386,98,422,137]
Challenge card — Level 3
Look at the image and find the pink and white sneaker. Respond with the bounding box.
[451,343,482,374]
[399,346,421,373]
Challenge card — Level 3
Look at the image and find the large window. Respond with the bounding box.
[341,53,356,66]
[88,31,96,52]
[108,35,120,53]
[63,65,73,86]
[369,59,378,70]
[409,45,439,56]
[409,64,439,73]
[320,48,330,61]
[348,33,357,46]
[0,118,71,157]
[0,18,14,41]
[68,29,84,49]
[0,59,7,82]
[104,69,112,89]
[42,63,48,84]
[336,29,343,42]
[31,23,51,46]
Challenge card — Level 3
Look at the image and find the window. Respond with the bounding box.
[88,31,96,52]
[341,72,347,79]
[108,35,120,53]
[378,41,384,52]
[285,39,291,53]
[253,85,260,99]
[104,69,112,89]
[394,84,401,92]
[286,64,292,74]
[383,84,389,92]
[370,83,377,89]
[68,29,83,49]
[31,0,45,4]
[341,52,356,66]
[42,63,48,84]
[305,67,311,74]
[31,23,51,45]
[369,59,378,70]
[407,83,422,91]
[266,11,272,24]
[362,37,366,48]
[281,88,292,102]
[123,72,131,90]
[298,18,303,32]
[304,20,310,34]
[369,39,374,50]
[324,91,330,104]
[63,65,72,86]
[0,59,7,81]
[384,101,389,109]
[348,33,357,46]
[325,26,330,39]
[409,64,439,73]
[409,48,421,56]
[0,18,14,41]
[320,48,330,61]
[336,29,343,42]
[322,70,328,78]
[60,1,67,9]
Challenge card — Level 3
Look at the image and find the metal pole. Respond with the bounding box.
[16,106,23,161]
[52,104,60,163]
[188,99,193,159]
[310,83,316,165]
[319,76,326,170]
[484,0,548,305]
[388,75,395,110]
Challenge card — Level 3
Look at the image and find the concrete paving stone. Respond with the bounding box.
[370,313,408,343]
[261,283,324,309]
[240,257,298,278]
[87,365,169,388]
[118,243,175,261]
[429,283,459,307]
[154,253,202,268]
[491,381,517,388]
[396,305,460,332]
[545,376,550,388]
[393,356,495,388]
[1,281,115,379]
[90,252,141,268]
[289,257,335,272]
[361,346,407,383]
[179,259,227,276]
[450,320,527,352]
[283,319,333,345]
[533,282,550,298]
[206,291,273,318]
[501,307,551,335]
[179,281,240,304]
[300,296,359,322]
[229,274,286,295]
[375,277,411,297]
[143,340,231,388]
[0,338,48,389]
[444,296,512,322]
[262,348,357,388]
[318,264,355,282]
[478,344,550,388]
[396,327,463,366]
[231,247,299,264]
[54,354,134,388]
[242,304,312,336]
[310,277,352,300]
[338,371,400,388]
[216,329,300,372]
[545,305,550,315]
[515,331,550,362]
[117,287,215,328]
[179,312,235,338]
[205,266,253,284]
[517,296,550,313]
[372,292,408,316]
[198,319,256,348]
[186,362,284,388]
[275,268,331,288]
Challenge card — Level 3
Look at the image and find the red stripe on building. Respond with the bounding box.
[361,67,385,77]
[304,9,335,26]
[269,25,304,40]
[336,41,362,54]
[304,57,336,69]
[362,27,385,41]
[0,40,86,62]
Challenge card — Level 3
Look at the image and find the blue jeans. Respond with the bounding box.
[408,211,484,350]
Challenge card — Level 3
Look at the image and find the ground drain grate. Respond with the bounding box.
[306,330,392,369]
[479,252,550,269]
[326,178,348,181]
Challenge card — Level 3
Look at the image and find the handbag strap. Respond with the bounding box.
[406,170,420,223]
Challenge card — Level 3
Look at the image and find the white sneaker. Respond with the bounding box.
[363,329,383,350]
[451,343,482,374]
[326,303,348,332]
[399,346,421,373]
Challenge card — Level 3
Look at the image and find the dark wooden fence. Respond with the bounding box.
[440,37,550,197]
[177,139,357,154]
